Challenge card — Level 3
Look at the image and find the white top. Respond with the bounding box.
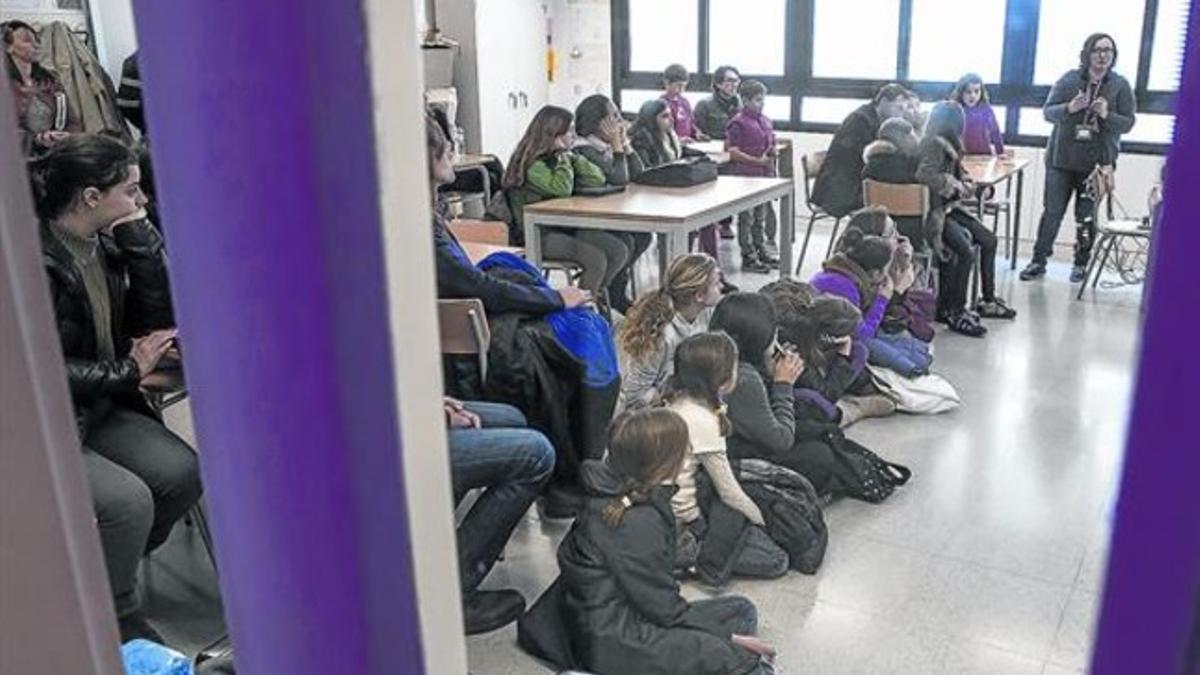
[669,398,764,526]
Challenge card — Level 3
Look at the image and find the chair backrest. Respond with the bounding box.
[448,218,509,245]
[437,298,490,378]
[862,179,930,218]
[801,151,825,205]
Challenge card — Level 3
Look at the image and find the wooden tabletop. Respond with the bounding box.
[962,155,1031,185]
[454,153,497,168]
[461,241,524,264]
[523,176,792,223]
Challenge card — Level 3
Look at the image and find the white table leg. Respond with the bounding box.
[524,217,541,267]
[779,189,795,279]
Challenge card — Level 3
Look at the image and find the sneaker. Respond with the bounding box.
[837,394,898,428]
[118,612,165,644]
[761,242,781,260]
[1070,264,1088,283]
[976,297,1017,319]
[1019,261,1046,281]
[757,248,780,267]
[742,254,771,274]
[463,589,525,635]
[947,310,988,337]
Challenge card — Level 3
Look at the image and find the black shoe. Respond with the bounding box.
[757,249,780,267]
[118,612,165,644]
[742,255,771,274]
[975,297,1018,319]
[1070,264,1088,283]
[947,310,988,338]
[719,275,739,294]
[463,589,525,635]
[1019,261,1046,281]
[539,484,584,519]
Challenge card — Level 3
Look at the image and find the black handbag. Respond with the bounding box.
[826,432,911,504]
[634,156,719,187]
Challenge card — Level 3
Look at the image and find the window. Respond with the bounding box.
[1149,0,1188,90]
[762,96,793,122]
[1033,1,1145,85]
[812,0,900,79]
[802,97,870,124]
[908,0,1006,82]
[1018,108,1053,138]
[629,0,698,73]
[1124,114,1177,144]
[709,0,787,76]
[619,89,705,114]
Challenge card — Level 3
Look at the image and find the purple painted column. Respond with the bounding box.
[1093,4,1200,673]
[130,3,424,673]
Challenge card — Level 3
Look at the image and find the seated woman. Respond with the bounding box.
[443,396,554,635]
[4,20,80,156]
[428,113,616,517]
[31,135,201,642]
[517,408,776,675]
[502,105,630,304]
[617,253,721,411]
[916,101,1016,336]
[573,94,651,314]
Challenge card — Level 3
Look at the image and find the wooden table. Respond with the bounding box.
[460,241,524,264]
[523,176,796,279]
[962,155,1031,270]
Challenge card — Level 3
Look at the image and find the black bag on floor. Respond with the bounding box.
[633,157,718,187]
[826,432,911,503]
[736,459,828,574]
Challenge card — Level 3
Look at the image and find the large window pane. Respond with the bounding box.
[1149,0,1189,90]
[1034,1,1144,85]
[709,0,786,76]
[812,0,900,79]
[1125,114,1177,145]
[802,97,870,125]
[629,0,697,72]
[1018,108,1053,138]
[622,90,791,123]
[908,0,1005,82]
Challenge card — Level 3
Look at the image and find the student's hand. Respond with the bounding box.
[1068,91,1090,114]
[732,634,777,661]
[879,273,895,299]
[771,349,804,385]
[558,286,593,309]
[599,116,622,146]
[1090,97,1109,119]
[445,404,481,429]
[130,328,177,378]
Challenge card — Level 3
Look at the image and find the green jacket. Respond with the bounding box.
[506,151,607,244]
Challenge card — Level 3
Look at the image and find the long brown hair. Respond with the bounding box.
[663,332,737,436]
[950,73,990,106]
[618,253,718,360]
[502,105,574,189]
[601,408,689,526]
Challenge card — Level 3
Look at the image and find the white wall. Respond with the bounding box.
[88,0,137,82]
[546,0,612,110]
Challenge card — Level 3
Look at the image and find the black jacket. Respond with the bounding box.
[811,103,881,217]
[1044,69,1136,171]
[518,461,761,675]
[432,207,563,316]
[41,219,173,433]
[694,92,741,140]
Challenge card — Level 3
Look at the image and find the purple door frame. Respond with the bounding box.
[129,2,427,673]
[1092,3,1200,673]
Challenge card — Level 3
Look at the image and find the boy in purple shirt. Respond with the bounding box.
[726,80,778,273]
[660,63,706,142]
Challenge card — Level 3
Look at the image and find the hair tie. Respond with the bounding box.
[620,495,633,508]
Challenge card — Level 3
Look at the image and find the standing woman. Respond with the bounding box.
[3,20,79,156]
[1021,33,1136,283]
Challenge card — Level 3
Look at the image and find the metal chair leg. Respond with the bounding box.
[1092,234,1119,289]
[796,212,818,276]
[1076,233,1113,300]
[824,218,842,259]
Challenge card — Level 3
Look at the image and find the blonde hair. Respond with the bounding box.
[617,253,718,360]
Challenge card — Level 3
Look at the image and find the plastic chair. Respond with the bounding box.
[796,151,843,274]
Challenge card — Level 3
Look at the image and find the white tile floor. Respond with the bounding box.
[466,229,1143,674]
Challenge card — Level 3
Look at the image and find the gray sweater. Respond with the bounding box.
[725,362,797,461]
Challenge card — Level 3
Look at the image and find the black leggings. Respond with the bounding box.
[939,211,998,314]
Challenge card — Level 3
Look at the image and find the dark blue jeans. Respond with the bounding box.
[449,401,555,592]
[1033,166,1097,266]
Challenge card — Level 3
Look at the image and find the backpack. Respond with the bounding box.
[735,459,829,574]
[633,157,719,187]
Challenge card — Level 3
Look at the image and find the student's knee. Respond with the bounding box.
[97,476,155,541]
[160,446,203,508]
[521,431,556,484]
[728,596,759,634]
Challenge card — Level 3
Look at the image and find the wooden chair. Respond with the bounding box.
[862,179,937,288]
[437,298,491,380]
[796,151,843,275]
[450,218,582,286]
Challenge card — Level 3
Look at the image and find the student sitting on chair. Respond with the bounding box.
[31,135,201,643]
[442,396,555,635]
[862,117,925,246]
[572,94,651,314]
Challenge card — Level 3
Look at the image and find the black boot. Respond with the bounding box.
[119,612,165,644]
[463,589,526,635]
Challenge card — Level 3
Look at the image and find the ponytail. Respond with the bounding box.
[601,408,690,527]
[601,479,656,526]
[617,289,676,360]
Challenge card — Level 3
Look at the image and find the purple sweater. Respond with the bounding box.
[662,93,698,140]
[962,103,1005,155]
[725,108,776,177]
[809,270,889,341]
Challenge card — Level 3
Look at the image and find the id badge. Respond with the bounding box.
[1074,126,1094,142]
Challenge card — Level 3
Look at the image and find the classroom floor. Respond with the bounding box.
[147,226,1144,674]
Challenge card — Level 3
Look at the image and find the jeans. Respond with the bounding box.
[542,229,630,293]
[690,224,720,259]
[867,332,933,378]
[607,231,653,310]
[448,401,555,592]
[737,203,777,258]
[687,596,775,674]
[84,407,202,616]
[939,211,998,314]
[1033,166,1097,266]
